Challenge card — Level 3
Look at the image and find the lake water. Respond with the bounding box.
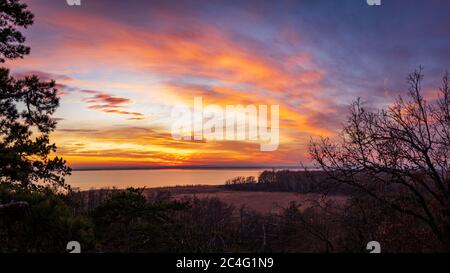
[66,169,266,190]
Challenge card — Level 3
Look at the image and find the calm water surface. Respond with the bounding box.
[67,169,266,190]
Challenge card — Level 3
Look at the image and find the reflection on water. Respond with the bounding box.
[66,169,266,190]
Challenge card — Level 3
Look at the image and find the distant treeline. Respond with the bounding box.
[224,170,354,195]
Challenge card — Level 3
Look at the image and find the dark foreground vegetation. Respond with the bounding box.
[0,0,449,253]
[0,181,429,252]
[0,173,442,253]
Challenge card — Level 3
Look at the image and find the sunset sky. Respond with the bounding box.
[8,0,450,169]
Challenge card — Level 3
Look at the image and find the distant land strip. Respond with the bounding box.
[70,165,316,171]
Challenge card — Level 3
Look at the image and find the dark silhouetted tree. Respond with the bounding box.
[0,0,71,191]
[309,68,450,251]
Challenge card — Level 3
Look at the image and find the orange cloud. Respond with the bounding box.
[52,125,302,168]
[17,9,323,95]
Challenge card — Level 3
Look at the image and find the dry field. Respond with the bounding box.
[146,186,347,214]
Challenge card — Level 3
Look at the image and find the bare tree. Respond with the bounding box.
[309,68,450,250]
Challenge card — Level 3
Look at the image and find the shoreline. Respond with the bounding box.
[70,166,312,172]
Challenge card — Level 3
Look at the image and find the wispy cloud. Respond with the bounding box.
[80,90,144,119]
[12,70,76,96]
